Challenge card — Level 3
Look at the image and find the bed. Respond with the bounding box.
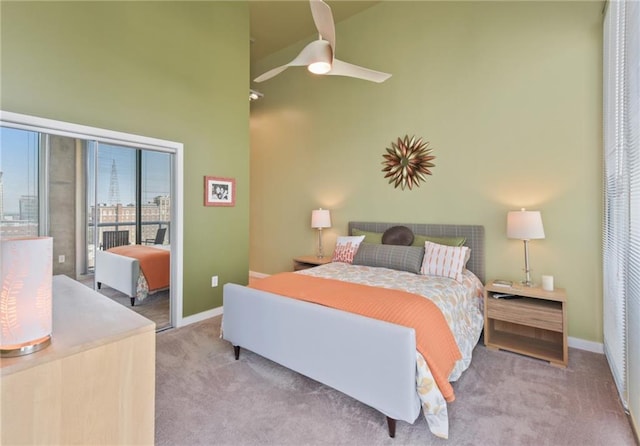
[95,244,170,306]
[222,222,484,439]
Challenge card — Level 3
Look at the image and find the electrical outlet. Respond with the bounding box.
[58,255,65,263]
[211,276,218,287]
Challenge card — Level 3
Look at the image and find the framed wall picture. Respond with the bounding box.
[204,176,236,207]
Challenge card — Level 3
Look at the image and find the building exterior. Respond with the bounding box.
[19,195,38,222]
[91,196,171,245]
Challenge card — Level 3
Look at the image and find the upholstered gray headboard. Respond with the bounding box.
[348,222,485,284]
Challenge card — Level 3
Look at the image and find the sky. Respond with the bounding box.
[90,143,171,205]
[1,127,171,215]
[0,127,39,214]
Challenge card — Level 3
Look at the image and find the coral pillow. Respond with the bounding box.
[420,241,470,282]
[332,235,365,264]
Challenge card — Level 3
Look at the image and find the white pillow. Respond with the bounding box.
[332,235,365,264]
[420,241,470,282]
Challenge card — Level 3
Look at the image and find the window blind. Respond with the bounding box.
[603,0,640,420]
[624,0,640,423]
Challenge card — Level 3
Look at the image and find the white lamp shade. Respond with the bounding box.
[311,209,331,229]
[507,209,545,240]
[0,237,53,353]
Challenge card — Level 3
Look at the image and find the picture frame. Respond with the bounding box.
[204,176,236,207]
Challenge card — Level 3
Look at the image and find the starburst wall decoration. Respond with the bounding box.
[381,135,436,190]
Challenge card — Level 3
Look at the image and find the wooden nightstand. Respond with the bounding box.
[293,255,332,271]
[484,280,568,367]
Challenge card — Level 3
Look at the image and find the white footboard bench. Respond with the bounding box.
[95,249,140,306]
[222,283,421,437]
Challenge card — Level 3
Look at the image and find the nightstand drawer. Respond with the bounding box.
[486,298,563,332]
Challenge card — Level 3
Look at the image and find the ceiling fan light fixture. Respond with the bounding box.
[308,61,332,74]
[249,89,263,101]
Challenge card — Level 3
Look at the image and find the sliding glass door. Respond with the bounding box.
[87,143,137,269]
[3,126,173,281]
[141,150,172,245]
[0,127,45,239]
[86,143,171,272]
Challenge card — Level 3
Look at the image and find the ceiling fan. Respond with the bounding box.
[253,0,391,84]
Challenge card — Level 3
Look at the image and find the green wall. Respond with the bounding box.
[250,1,603,342]
[1,1,250,316]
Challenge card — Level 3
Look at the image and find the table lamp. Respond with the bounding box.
[507,208,545,287]
[311,208,331,258]
[0,237,53,357]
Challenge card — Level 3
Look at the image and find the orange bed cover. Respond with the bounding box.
[108,245,170,291]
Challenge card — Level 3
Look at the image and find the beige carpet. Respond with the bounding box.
[155,316,637,446]
[79,277,170,330]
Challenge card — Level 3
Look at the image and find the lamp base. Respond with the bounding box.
[1,334,51,358]
[316,228,325,259]
[520,240,535,288]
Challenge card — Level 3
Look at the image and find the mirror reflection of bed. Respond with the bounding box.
[94,243,171,330]
[2,111,180,334]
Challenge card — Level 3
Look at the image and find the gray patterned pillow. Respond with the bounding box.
[352,243,425,274]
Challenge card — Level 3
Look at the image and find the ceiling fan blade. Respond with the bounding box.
[328,59,392,83]
[254,64,291,83]
[309,0,336,52]
[254,40,332,83]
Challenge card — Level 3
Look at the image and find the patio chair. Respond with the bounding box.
[102,230,130,250]
[144,227,167,245]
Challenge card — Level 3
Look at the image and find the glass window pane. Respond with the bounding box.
[0,127,40,238]
[142,151,171,245]
[95,144,137,248]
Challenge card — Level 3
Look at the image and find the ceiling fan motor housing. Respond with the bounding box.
[306,40,333,74]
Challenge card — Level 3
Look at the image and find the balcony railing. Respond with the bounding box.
[92,221,170,244]
[86,221,171,271]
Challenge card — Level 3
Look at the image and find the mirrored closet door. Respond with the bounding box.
[1,114,181,331]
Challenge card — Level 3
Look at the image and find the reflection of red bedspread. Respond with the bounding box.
[108,245,170,291]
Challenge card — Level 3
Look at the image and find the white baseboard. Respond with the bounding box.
[175,272,269,328]
[178,305,223,327]
[249,270,270,279]
[175,272,270,328]
[568,336,604,354]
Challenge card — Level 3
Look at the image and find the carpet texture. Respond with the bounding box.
[79,278,170,330]
[155,316,636,446]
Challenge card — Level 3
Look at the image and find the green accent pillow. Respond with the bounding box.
[412,234,466,247]
[352,228,466,247]
[351,228,383,244]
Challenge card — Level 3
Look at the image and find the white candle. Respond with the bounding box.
[542,275,554,291]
